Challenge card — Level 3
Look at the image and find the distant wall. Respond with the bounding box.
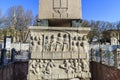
[13,62,28,80]
[4,60,120,80]
[90,61,120,80]
[11,43,29,51]
[0,64,14,80]
[0,62,28,80]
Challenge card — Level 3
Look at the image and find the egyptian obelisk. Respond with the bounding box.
[38,0,82,27]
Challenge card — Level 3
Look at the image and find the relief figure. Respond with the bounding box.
[82,35,89,58]
[44,36,50,52]
[56,33,63,52]
[72,41,78,53]
[81,59,89,72]
[44,60,56,74]
[63,34,69,52]
[50,35,57,52]
[59,60,74,73]
[29,60,37,75]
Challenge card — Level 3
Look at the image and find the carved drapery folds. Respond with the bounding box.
[30,30,89,59]
[28,27,91,80]
[28,59,91,80]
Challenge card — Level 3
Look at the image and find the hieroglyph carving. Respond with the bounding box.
[53,0,68,18]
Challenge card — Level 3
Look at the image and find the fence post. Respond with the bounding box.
[11,48,16,62]
[91,48,95,61]
[100,48,105,64]
[113,48,120,69]
[1,48,7,65]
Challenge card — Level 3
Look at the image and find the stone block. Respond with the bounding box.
[39,0,82,19]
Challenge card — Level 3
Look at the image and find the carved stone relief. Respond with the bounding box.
[30,31,89,59]
[28,59,90,80]
[28,27,91,80]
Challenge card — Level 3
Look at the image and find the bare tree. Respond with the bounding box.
[81,20,90,27]
[1,6,33,42]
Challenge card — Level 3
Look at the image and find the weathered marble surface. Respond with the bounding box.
[39,0,82,19]
[29,27,90,59]
[27,27,91,80]
[28,59,91,80]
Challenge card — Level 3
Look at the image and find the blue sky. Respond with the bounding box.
[0,0,120,22]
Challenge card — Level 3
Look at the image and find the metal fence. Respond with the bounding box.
[0,48,30,66]
[89,44,118,67]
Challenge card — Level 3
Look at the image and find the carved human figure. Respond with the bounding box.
[30,35,34,52]
[39,60,44,68]
[79,43,84,55]
[72,41,78,53]
[82,36,88,51]
[48,60,56,67]
[78,36,83,54]
[37,35,43,52]
[35,60,44,75]
[78,59,82,72]
[36,36,42,52]
[50,35,57,52]
[44,36,50,52]
[72,36,78,53]
[42,60,48,75]
[30,34,36,52]
[81,59,89,72]
[56,33,63,52]
[63,34,69,52]
[73,60,79,73]
[82,35,89,58]
[68,59,82,74]
[44,60,56,74]
[36,60,40,74]
[60,60,74,73]
[29,60,37,75]
[70,59,74,68]
[33,34,38,52]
